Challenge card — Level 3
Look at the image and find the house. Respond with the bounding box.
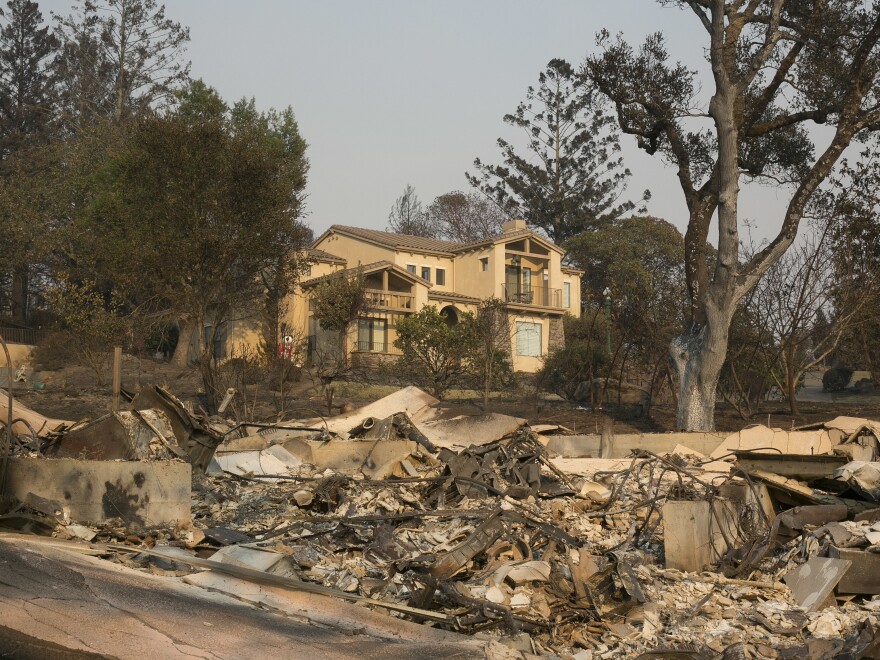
[282,219,583,373]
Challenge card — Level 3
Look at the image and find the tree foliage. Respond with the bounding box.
[58,81,309,403]
[393,305,477,399]
[427,190,507,242]
[468,58,646,243]
[0,0,57,156]
[587,1,880,429]
[42,275,129,385]
[52,0,189,128]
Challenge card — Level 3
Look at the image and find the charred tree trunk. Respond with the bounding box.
[171,317,196,367]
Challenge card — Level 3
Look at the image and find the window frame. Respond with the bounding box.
[435,268,446,286]
[421,266,431,282]
[515,321,542,357]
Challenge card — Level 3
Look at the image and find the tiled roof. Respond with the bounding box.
[319,224,565,256]
[307,248,346,264]
[427,291,482,304]
[326,225,461,255]
[300,260,432,288]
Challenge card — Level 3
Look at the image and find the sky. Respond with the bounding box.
[39,0,806,240]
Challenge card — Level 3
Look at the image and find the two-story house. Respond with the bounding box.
[282,219,582,373]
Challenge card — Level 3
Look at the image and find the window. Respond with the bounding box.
[203,323,227,360]
[421,266,431,282]
[406,264,416,274]
[357,318,387,352]
[563,282,571,308]
[480,258,489,272]
[436,268,446,286]
[515,321,541,357]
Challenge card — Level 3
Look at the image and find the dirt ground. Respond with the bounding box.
[11,356,880,433]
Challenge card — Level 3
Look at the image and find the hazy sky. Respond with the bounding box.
[40,0,802,240]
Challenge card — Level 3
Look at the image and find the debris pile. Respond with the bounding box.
[2,386,880,658]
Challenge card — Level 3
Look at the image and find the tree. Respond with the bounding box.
[0,0,57,156]
[42,276,129,385]
[749,221,875,415]
[827,152,880,378]
[387,184,434,237]
[468,58,646,243]
[309,267,368,367]
[52,0,189,128]
[470,298,513,410]
[0,0,57,322]
[74,81,309,406]
[393,305,477,399]
[427,191,507,242]
[587,2,880,430]
[308,267,367,413]
[566,216,685,405]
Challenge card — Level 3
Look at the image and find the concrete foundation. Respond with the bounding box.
[544,432,726,459]
[5,457,190,528]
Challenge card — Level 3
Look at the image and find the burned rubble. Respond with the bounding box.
[2,384,880,659]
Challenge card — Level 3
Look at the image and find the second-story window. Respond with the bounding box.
[406,264,416,274]
[480,258,488,272]
[563,282,570,308]
[436,268,446,285]
[421,266,431,282]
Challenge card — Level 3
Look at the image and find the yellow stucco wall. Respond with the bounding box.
[509,313,550,373]
[228,228,580,374]
[313,233,394,266]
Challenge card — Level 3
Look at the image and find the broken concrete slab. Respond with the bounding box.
[663,499,742,573]
[418,412,525,448]
[4,457,190,528]
[834,461,880,502]
[829,547,880,595]
[733,451,849,481]
[783,556,852,611]
[711,425,835,459]
[0,534,487,659]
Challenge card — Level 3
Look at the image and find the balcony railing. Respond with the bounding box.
[365,289,414,311]
[501,284,562,308]
[355,340,402,355]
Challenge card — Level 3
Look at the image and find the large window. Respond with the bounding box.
[436,268,446,285]
[563,282,571,308]
[515,321,541,357]
[357,318,387,352]
[203,323,227,359]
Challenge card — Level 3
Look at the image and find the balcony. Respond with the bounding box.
[501,283,562,308]
[365,289,414,311]
[355,340,401,355]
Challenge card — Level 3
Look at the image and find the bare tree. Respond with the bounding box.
[750,222,873,415]
[387,184,435,237]
[428,191,507,242]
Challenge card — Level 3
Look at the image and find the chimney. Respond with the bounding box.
[502,218,526,233]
